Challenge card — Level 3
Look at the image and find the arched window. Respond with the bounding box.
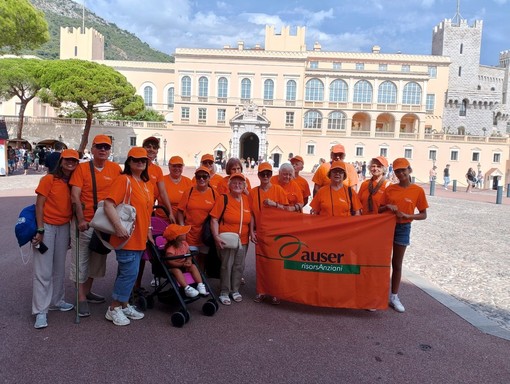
[304,110,322,129]
[241,78,251,100]
[402,82,422,105]
[167,87,174,108]
[327,111,346,130]
[353,80,372,103]
[377,81,397,104]
[286,80,297,101]
[181,76,191,97]
[198,76,208,97]
[460,99,467,116]
[264,79,274,100]
[329,80,348,102]
[305,78,324,101]
[217,77,228,98]
[143,86,153,107]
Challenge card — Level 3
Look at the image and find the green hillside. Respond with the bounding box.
[24,0,173,62]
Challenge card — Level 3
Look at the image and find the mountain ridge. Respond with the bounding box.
[25,0,174,62]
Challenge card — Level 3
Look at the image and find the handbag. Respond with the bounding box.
[218,232,241,249]
[89,178,136,249]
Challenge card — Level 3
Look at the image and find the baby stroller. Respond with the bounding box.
[141,207,219,327]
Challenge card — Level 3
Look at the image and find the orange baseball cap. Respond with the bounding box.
[127,147,148,159]
[201,154,214,162]
[92,135,112,145]
[330,160,346,172]
[372,156,389,168]
[229,173,246,181]
[163,224,191,241]
[60,149,80,161]
[257,162,272,172]
[194,166,211,175]
[169,156,184,165]
[331,144,345,154]
[290,155,304,164]
[393,158,411,170]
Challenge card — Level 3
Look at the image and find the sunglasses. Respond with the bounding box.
[131,158,148,164]
[94,144,111,150]
[258,171,272,178]
[63,158,79,163]
[144,143,159,150]
[202,160,213,165]
[196,174,209,180]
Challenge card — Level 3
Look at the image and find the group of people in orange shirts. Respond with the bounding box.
[30,137,428,329]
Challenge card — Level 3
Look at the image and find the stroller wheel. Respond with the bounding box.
[184,310,191,324]
[209,298,219,312]
[146,296,154,309]
[137,295,147,312]
[202,301,217,316]
[171,311,186,328]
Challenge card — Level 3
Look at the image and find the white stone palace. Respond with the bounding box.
[1,14,509,186]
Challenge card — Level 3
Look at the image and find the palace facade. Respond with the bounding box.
[1,16,509,186]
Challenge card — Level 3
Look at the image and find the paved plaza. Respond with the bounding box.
[0,166,509,383]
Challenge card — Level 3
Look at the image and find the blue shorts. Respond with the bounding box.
[394,223,411,246]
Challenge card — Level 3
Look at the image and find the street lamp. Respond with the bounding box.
[163,138,167,165]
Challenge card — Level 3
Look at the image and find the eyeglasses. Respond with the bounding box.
[94,144,111,151]
[258,171,272,178]
[202,160,213,165]
[131,158,148,164]
[394,168,407,174]
[330,169,345,174]
[196,174,209,180]
[144,144,159,150]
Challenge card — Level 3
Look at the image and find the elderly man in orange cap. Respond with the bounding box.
[69,134,122,317]
[312,144,358,196]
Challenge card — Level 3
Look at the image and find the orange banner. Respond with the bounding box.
[256,208,396,309]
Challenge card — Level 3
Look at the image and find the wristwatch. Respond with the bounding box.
[36,228,45,234]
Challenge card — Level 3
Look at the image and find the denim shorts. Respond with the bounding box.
[394,223,411,246]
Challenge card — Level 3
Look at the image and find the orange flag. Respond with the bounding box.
[256,208,396,309]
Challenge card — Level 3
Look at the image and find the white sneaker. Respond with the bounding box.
[197,283,209,296]
[105,306,130,326]
[184,285,199,298]
[122,304,144,320]
[34,313,48,329]
[389,295,405,313]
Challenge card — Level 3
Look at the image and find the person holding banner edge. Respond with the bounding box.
[379,158,428,313]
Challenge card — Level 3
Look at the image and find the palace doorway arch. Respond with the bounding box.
[240,132,259,163]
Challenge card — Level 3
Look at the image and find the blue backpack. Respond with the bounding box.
[15,204,37,247]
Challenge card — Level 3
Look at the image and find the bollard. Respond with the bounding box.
[496,186,503,204]
[452,180,457,192]
[507,184,510,198]
[430,180,435,196]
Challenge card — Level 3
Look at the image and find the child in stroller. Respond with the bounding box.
[162,224,208,298]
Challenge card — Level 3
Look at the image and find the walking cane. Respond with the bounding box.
[73,206,80,324]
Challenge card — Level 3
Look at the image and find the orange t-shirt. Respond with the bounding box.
[249,184,288,225]
[106,175,154,251]
[380,184,429,224]
[70,161,122,222]
[159,175,193,218]
[210,193,252,245]
[35,175,73,225]
[177,187,216,246]
[358,178,391,215]
[310,185,362,217]
[148,162,164,201]
[294,175,311,201]
[312,162,359,188]
[217,175,252,195]
[270,176,304,205]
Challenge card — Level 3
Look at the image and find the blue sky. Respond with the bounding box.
[76,0,509,65]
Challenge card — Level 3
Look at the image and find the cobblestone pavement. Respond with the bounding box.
[2,165,509,332]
